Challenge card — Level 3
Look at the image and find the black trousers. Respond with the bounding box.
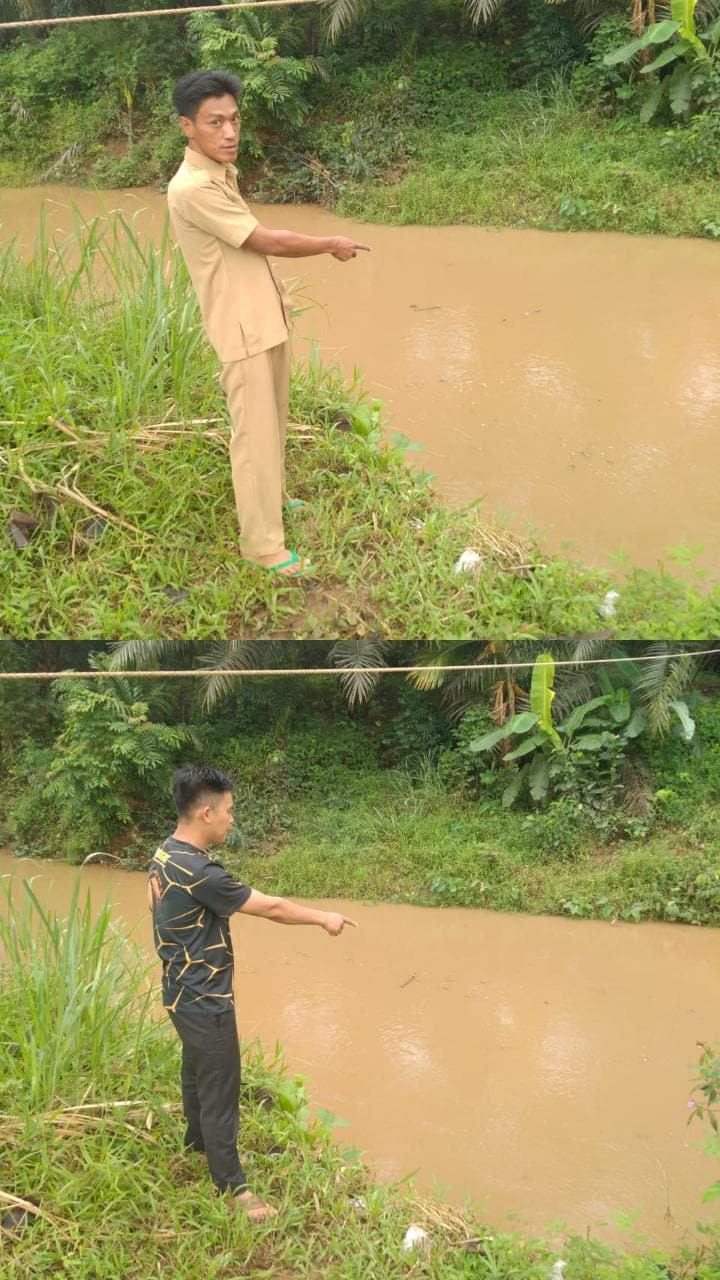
[168,1007,248,1194]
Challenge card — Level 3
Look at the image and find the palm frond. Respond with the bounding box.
[196,641,270,711]
[465,0,504,26]
[108,640,193,670]
[407,642,484,693]
[321,0,364,41]
[327,639,390,709]
[633,643,701,736]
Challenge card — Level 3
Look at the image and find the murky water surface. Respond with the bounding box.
[1,186,719,570]
[1,849,718,1249]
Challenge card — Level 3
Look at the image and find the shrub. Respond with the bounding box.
[6,679,198,860]
[570,15,637,113]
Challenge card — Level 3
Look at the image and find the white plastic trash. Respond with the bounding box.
[454,549,484,575]
[548,1262,567,1279]
[402,1225,430,1252]
[599,590,620,618]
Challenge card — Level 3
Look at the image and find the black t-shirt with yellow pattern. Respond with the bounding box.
[148,837,252,1014]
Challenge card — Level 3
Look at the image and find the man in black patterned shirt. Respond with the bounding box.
[148,764,357,1223]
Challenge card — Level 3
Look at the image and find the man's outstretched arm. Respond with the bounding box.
[245,225,371,262]
[239,889,358,935]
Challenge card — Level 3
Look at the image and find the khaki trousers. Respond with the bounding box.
[219,339,291,560]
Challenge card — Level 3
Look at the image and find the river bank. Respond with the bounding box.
[4,187,720,575]
[1,850,719,1269]
[2,199,719,637]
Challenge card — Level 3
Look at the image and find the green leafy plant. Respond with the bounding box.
[0,877,161,1111]
[603,1,720,120]
[38,670,200,857]
[467,651,696,811]
[689,1041,720,1203]
[188,8,326,159]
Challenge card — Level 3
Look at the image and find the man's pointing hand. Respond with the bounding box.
[322,912,359,935]
[331,237,372,262]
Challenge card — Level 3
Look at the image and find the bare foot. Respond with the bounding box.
[232,1190,278,1223]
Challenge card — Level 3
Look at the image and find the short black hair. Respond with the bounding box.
[172,70,244,122]
[173,765,234,817]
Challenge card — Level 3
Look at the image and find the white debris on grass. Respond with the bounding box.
[548,1261,567,1279]
[402,1225,431,1252]
[599,590,620,618]
[454,548,484,575]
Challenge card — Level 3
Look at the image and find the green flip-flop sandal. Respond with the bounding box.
[266,550,315,578]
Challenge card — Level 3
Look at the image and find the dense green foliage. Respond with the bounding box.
[1,641,719,924]
[1,0,719,236]
[1,884,717,1278]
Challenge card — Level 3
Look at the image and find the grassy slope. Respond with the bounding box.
[1,218,718,638]
[335,90,720,239]
[1,870,718,1280]
[222,779,720,926]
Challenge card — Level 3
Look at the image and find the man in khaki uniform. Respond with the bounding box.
[168,69,370,577]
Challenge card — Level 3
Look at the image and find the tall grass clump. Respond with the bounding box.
[0,876,167,1111]
[0,205,213,433]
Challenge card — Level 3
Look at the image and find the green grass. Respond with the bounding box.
[334,85,720,238]
[1,208,719,638]
[223,772,720,927]
[1,879,718,1279]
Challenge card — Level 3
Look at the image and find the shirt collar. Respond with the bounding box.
[183,145,238,182]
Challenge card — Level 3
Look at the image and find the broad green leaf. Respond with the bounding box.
[623,708,648,738]
[572,734,608,751]
[502,768,526,808]
[468,711,539,753]
[608,691,631,723]
[530,653,561,748]
[702,1180,720,1203]
[604,19,679,62]
[528,754,550,802]
[468,725,507,752]
[560,695,611,737]
[669,699,695,741]
[506,711,541,734]
[640,81,666,121]
[671,0,708,52]
[505,733,548,762]
[604,36,648,65]
[647,18,682,41]
[640,41,689,71]
[669,62,693,113]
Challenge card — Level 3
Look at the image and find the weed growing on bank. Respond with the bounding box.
[1,880,718,1280]
[1,211,718,638]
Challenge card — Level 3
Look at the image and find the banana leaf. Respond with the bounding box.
[671,0,707,54]
[530,653,562,749]
[528,754,550,803]
[505,733,548,762]
[502,766,527,808]
[468,711,539,753]
[604,20,680,64]
[623,708,648,738]
[641,40,691,71]
[669,699,695,741]
[669,62,693,113]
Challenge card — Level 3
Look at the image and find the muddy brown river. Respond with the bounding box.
[1,185,719,572]
[1,849,717,1251]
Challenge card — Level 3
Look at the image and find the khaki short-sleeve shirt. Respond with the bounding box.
[167,147,290,363]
